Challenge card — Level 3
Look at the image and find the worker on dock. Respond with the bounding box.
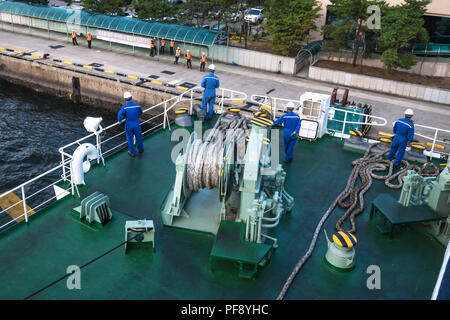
[174,47,181,64]
[150,39,156,57]
[185,50,192,69]
[86,32,92,49]
[170,40,174,55]
[160,39,165,54]
[71,30,78,46]
[200,52,207,72]
[201,64,220,120]
[387,108,415,166]
[273,102,301,163]
[118,91,144,158]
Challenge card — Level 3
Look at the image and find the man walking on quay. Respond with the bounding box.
[160,39,165,54]
[185,50,192,69]
[170,40,174,55]
[118,92,144,158]
[150,39,156,57]
[71,30,78,45]
[201,64,220,120]
[174,47,181,64]
[86,32,92,48]
[200,52,207,72]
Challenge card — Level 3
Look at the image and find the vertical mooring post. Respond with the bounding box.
[71,77,81,104]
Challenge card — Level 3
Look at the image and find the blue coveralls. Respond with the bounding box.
[118,101,144,156]
[273,111,301,162]
[387,117,415,166]
[201,72,220,119]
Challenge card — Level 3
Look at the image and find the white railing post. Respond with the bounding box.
[190,89,193,114]
[431,129,438,156]
[163,101,167,129]
[341,111,348,140]
[21,186,28,223]
[61,153,66,181]
[70,161,75,196]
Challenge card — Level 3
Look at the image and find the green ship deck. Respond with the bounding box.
[0,127,445,300]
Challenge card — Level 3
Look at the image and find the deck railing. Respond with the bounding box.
[250,94,388,139]
[250,94,299,120]
[0,86,247,232]
[391,121,450,159]
[328,107,388,139]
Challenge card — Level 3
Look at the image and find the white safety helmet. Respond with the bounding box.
[177,47,180,49]
[208,64,215,71]
[405,108,414,117]
[286,101,295,110]
[123,91,132,100]
[202,52,205,55]
[187,50,190,52]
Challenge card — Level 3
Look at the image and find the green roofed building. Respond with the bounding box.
[0,1,228,56]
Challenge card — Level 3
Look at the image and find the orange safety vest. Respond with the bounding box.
[200,55,206,62]
[170,41,174,47]
[176,49,181,56]
[71,32,76,39]
[186,52,191,60]
[86,34,92,41]
[151,41,155,48]
[161,40,165,46]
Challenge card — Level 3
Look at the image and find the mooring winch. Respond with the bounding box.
[161,109,294,246]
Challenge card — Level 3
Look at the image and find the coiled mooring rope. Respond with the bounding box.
[276,142,441,300]
[186,114,249,191]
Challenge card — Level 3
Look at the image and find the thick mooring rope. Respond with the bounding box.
[186,115,248,192]
[276,142,442,300]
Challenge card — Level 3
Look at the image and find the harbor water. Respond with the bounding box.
[0,78,119,203]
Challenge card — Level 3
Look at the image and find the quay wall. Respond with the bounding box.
[309,64,450,105]
[0,53,177,114]
[318,52,450,78]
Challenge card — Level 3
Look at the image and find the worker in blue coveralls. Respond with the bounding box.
[273,102,301,163]
[118,91,144,158]
[387,108,415,166]
[201,64,220,120]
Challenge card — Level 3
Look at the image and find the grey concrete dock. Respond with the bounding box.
[0,30,449,144]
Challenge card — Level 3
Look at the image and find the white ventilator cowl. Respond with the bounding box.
[123,91,132,100]
[405,108,414,116]
[287,101,295,109]
[209,64,215,71]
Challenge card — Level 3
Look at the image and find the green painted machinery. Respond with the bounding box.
[398,157,450,237]
[161,112,294,248]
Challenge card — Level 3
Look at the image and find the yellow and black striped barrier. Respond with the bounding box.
[0,46,181,89]
[332,231,357,248]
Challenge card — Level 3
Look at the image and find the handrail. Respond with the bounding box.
[329,107,387,126]
[328,107,387,140]
[250,94,299,120]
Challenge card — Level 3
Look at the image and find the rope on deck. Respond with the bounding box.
[186,113,248,191]
[23,232,141,300]
[276,143,442,300]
